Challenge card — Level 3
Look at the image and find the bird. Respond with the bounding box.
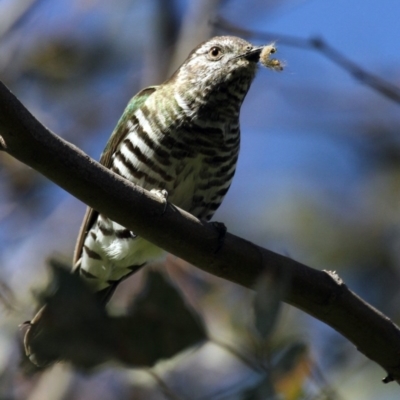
[71,35,268,304]
[24,36,283,367]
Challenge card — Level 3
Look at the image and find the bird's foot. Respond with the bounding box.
[211,221,227,253]
[150,189,169,214]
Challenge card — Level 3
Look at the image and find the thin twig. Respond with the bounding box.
[145,369,185,400]
[0,0,43,40]
[214,18,400,104]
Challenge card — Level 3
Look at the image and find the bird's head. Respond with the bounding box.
[170,36,263,109]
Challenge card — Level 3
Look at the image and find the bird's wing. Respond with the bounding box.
[72,86,158,270]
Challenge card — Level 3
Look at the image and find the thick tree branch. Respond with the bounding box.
[1,81,400,384]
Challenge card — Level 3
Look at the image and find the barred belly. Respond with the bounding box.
[78,124,239,291]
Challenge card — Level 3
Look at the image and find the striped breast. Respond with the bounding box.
[78,91,240,291]
[112,81,242,216]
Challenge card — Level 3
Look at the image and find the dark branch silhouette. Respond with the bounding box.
[214,18,400,105]
[1,81,400,384]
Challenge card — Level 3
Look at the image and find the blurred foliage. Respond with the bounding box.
[1,0,400,399]
[23,262,206,369]
[21,257,306,399]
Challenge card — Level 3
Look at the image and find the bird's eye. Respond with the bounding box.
[208,46,223,60]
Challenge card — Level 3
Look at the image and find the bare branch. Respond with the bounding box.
[1,81,400,384]
[214,18,400,105]
[0,0,42,41]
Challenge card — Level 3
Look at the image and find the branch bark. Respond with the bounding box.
[1,81,400,384]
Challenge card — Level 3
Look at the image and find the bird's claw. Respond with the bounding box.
[382,374,395,384]
[150,189,169,215]
[211,221,227,253]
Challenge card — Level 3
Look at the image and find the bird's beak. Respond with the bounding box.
[243,46,263,62]
[230,46,263,63]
